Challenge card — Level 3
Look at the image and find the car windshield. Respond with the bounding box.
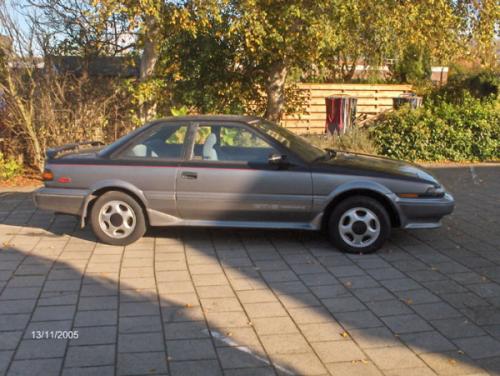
[255,120,326,162]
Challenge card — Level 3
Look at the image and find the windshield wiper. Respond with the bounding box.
[325,148,337,159]
[312,148,337,163]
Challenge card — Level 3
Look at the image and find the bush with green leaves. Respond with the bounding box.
[0,153,23,180]
[370,93,500,161]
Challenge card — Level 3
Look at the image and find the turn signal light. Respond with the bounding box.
[41,169,54,181]
[398,193,419,198]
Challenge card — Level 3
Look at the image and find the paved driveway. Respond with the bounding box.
[0,165,499,376]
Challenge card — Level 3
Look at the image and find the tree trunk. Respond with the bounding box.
[138,15,159,122]
[264,61,287,123]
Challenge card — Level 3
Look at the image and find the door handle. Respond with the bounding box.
[181,171,198,180]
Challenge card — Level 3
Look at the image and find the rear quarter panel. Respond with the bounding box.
[46,163,178,216]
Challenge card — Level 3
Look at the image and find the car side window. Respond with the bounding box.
[192,124,277,163]
[121,124,188,159]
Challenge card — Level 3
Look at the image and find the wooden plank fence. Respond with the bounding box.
[281,83,414,134]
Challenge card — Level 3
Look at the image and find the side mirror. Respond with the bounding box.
[268,154,289,167]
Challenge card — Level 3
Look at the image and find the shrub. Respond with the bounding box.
[303,127,378,155]
[432,70,499,103]
[0,153,23,180]
[370,93,500,162]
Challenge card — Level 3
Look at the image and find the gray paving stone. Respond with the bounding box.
[65,344,115,367]
[0,314,30,331]
[32,305,76,322]
[366,267,406,281]
[381,314,433,334]
[217,346,268,369]
[118,332,165,353]
[119,315,162,333]
[419,351,486,375]
[78,296,118,311]
[326,361,383,376]
[338,275,379,289]
[70,326,116,346]
[164,321,210,340]
[411,302,462,320]
[223,367,275,376]
[119,301,160,317]
[24,320,73,339]
[74,310,117,327]
[260,333,311,354]
[333,310,383,329]
[431,317,487,339]
[252,317,298,335]
[117,352,168,375]
[311,340,366,363]
[15,339,67,359]
[7,358,63,376]
[394,289,441,305]
[365,346,425,370]
[0,331,22,351]
[352,287,394,302]
[366,299,412,317]
[269,352,326,375]
[400,331,456,354]
[348,326,402,349]
[0,351,13,374]
[442,292,489,309]
[39,292,79,306]
[380,278,422,292]
[167,339,216,361]
[310,284,350,299]
[322,296,365,313]
[454,336,500,359]
[169,359,222,376]
[62,366,115,376]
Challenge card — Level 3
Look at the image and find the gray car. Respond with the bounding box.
[33,115,454,253]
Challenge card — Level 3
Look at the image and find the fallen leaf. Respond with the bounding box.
[457,350,464,355]
[340,331,349,338]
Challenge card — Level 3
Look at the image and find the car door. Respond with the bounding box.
[175,122,313,223]
[112,121,189,217]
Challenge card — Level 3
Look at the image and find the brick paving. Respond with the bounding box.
[0,165,499,376]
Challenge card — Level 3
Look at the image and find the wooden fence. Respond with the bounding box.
[281,83,414,134]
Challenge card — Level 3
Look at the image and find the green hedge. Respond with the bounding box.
[370,93,500,161]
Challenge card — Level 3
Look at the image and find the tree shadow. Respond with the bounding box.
[0,165,499,375]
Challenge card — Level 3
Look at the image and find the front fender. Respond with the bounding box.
[80,179,148,227]
[314,180,403,226]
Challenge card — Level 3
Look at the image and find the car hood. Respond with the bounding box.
[314,151,439,185]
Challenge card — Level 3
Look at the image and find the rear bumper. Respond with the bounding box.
[33,187,90,216]
[397,192,455,229]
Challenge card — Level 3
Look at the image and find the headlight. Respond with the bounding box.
[398,186,445,199]
[423,186,445,198]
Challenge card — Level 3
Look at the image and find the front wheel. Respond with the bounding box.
[90,191,146,246]
[328,196,391,254]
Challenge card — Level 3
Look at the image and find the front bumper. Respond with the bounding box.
[33,187,90,216]
[396,192,455,229]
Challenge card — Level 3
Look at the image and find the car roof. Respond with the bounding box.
[152,115,262,124]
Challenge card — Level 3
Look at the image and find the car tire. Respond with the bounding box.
[328,196,391,254]
[90,191,146,246]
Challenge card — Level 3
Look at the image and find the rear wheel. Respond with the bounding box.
[328,196,391,254]
[90,191,146,246]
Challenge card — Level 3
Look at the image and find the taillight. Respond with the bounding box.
[41,169,54,181]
